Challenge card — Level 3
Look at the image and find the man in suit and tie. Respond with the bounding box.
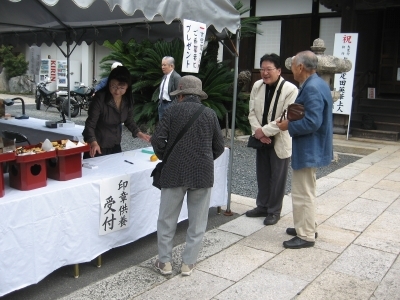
[158,56,181,120]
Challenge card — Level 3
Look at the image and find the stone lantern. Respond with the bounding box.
[285,38,352,102]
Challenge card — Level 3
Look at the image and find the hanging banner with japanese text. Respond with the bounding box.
[332,33,358,115]
[182,19,206,73]
[99,175,130,235]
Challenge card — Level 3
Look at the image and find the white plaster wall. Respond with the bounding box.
[319,17,341,55]
[94,44,112,81]
[254,21,281,69]
[256,0,313,17]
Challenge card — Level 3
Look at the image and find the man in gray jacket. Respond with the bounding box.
[151,75,225,276]
[158,56,181,120]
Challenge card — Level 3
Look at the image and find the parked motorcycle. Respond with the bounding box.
[29,78,63,112]
[62,80,97,118]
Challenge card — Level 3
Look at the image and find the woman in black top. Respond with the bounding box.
[83,66,150,158]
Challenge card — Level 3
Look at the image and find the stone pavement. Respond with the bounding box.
[56,142,400,300]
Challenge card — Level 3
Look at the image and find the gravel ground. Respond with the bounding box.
[5,101,362,199]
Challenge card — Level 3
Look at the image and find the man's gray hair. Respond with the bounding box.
[295,51,318,71]
[163,56,175,67]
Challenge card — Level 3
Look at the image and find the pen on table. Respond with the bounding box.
[124,160,134,164]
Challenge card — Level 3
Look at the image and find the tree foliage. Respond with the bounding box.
[98,1,261,134]
[0,45,29,79]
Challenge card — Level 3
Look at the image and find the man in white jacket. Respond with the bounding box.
[246,53,298,226]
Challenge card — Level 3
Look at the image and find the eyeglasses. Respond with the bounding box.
[260,68,276,73]
[110,84,127,91]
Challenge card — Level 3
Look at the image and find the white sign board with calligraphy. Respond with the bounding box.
[333,33,358,115]
[182,19,206,73]
[99,175,130,235]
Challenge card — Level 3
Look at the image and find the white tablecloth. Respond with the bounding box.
[0,148,229,296]
[0,117,84,141]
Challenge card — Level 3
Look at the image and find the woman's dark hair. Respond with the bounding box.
[104,65,133,107]
[259,53,281,69]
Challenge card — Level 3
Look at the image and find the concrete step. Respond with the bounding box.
[358,104,400,115]
[358,98,400,106]
[333,133,399,155]
[351,120,400,132]
[350,128,399,141]
[352,112,400,124]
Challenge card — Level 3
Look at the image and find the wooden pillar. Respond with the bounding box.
[311,0,320,42]
[340,0,356,32]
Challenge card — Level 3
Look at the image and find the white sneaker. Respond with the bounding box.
[154,260,172,275]
[181,263,195,276]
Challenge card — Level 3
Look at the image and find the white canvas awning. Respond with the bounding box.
[0,0,240,46]
[0,0,241,220]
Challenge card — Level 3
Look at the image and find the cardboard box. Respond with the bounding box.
[0,152,16,197]
[0,99,5,118]
[0,137,16,153]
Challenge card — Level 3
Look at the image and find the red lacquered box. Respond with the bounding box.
[47,143,89,181]
[0,152,16,197]
[9,149,56,191]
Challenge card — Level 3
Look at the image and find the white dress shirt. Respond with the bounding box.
[159,71,172,101]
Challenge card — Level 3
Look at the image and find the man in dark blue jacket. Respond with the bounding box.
[277,50,333,249]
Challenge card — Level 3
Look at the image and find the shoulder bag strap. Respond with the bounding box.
[161,105,206,164]
[269,79,286,123]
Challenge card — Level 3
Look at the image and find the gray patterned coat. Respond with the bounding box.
[151,95,225,189]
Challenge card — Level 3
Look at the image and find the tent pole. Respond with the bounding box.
[225,29,240,216]
[67,41,71,120]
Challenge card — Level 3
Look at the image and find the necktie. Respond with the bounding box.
[159,77,166,100]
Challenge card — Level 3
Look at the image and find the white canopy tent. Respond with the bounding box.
[0,0,241,210]
[0,0,240,45]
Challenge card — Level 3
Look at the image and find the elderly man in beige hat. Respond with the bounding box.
[151,75,225,276]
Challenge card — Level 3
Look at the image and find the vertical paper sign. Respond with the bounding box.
[99,175,130,235]
[28,46,41,76]
[332,33,358,115]
[182,19,206,73]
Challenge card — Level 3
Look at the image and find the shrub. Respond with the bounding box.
[0,45,29,79]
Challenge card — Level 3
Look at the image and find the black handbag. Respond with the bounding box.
[151,105,206,189]
[247,80,285,150]
[247,135,274,149]
[150,161,164,190]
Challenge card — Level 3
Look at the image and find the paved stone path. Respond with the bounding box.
[57,143,400,300]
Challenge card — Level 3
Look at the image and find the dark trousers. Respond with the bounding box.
[255,147,290,216]
[83,144,122,159]
[158,100,174,120]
